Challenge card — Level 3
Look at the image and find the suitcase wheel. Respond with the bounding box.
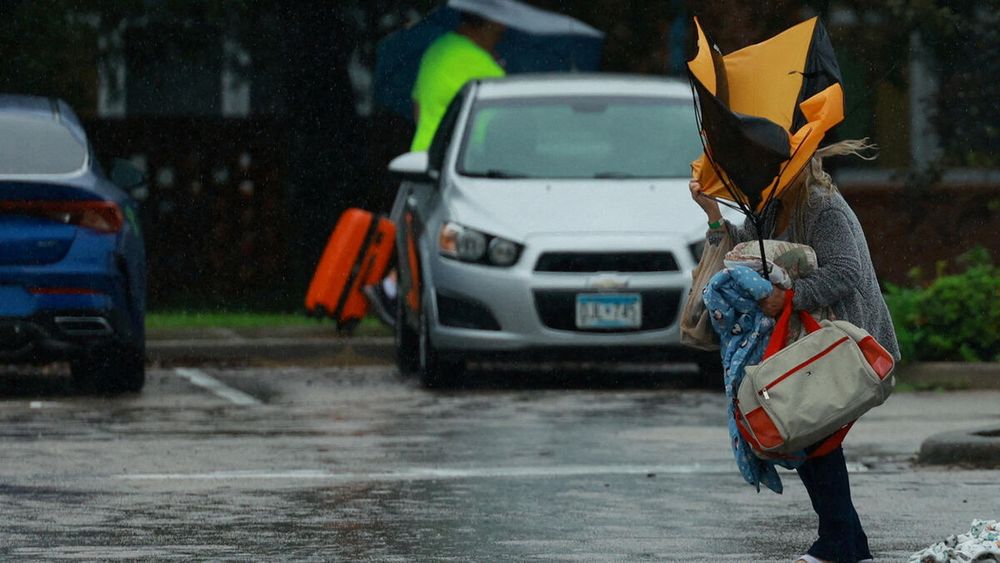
[337,318,360,334]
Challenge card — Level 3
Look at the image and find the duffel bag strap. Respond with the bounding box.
[807,423,855,459]
[739,415,855,461]
[797,309,822,333]
[762,289,796,360]
[763,289,825,360]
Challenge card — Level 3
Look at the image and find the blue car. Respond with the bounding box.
[0,95,147,392]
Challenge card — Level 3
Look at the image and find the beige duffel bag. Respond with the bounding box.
[735,289,896,459]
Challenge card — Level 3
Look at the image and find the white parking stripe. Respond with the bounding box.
[29,401,59,409]
[117,463,869,482]
[173,368,262,406]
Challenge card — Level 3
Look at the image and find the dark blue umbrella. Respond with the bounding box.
[374,2,605,120]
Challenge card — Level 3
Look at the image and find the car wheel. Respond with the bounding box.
[395,297,420,377]
[696,353,724,390]
[418,308,464,389]
[72,345,145,394]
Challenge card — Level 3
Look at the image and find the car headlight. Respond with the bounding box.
[487,238,518,266]
[438,222,522,267]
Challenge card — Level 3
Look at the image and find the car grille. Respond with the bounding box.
[533,289,683,332]
[534,252,679,273]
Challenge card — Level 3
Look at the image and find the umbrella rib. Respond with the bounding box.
[703,143,750,212]
[686,77,752,215]
[704,195,745,212]
[687,74,776,279]
[762,128,814,212]
[753,128,816,279]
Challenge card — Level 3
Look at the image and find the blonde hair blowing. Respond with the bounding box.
[786,138,878,240]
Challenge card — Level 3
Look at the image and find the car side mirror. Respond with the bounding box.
[109,158,149,201]
[388,151,438,183]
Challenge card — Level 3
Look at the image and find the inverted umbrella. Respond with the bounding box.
[375,0,604,120]
[687,16,845,272]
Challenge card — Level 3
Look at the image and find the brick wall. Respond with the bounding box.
[840,177,1000,285]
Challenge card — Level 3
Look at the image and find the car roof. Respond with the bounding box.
[472,73,692,100]
[0,94,87,144]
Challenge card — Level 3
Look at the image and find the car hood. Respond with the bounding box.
[444,177,733,242]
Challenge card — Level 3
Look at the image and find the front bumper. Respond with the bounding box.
[425,232,702,360]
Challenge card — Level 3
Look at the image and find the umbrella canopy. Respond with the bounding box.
[449,0,602,37]
[688,16,845,214]
[375,1,604,120]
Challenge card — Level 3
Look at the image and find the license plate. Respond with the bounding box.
[575,293,642,329]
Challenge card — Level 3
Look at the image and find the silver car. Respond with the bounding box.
[388,74,738,387]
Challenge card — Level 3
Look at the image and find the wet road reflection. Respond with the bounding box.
[0,364,997,560]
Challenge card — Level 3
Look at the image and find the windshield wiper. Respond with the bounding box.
[464,169,530,179]
[592,171,638,178]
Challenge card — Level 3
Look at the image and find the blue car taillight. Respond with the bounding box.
[28,287,104,295]
[0,200,123,233]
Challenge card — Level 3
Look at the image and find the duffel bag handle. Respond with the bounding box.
[756,289,854,460]
[763,289,823,360]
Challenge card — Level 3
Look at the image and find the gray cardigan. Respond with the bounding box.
[719,187,901,360]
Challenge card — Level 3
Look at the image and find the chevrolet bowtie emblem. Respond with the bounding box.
[587,274,630,289]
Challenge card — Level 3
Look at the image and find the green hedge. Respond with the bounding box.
[884,247,1000,362]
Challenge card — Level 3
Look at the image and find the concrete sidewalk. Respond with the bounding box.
[147,325,392,367]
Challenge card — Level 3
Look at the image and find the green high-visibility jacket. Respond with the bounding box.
[410,32,505,152]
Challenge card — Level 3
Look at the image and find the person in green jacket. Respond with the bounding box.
[410,12,507,151]
[367,13,507,327]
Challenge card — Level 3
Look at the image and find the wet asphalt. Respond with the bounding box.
[0,363,998,561]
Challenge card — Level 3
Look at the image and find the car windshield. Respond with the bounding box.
[0,116,87,175]
[457,96,702,179]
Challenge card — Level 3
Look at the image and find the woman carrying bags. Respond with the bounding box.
[690,139,900,563]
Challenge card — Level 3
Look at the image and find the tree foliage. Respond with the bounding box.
[829,1,1000,167]
[1,1,996,171]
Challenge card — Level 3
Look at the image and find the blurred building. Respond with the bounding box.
[4,1,991,308]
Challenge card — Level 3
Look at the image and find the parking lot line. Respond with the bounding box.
[116,463,870,482]
[173,368,262,406]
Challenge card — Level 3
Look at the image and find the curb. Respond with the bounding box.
[918,426,1000,468]
[147,337,394,367]
[895,362,1000,390]
[146,334,1000,389]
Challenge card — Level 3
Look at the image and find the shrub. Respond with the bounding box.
[883,283,921,361]
[885,247,1000,362]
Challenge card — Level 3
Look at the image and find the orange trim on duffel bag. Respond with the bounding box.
[744,406,784,449]
[807,423,854,459]
[735,414,763,452]
[858,336,894,379]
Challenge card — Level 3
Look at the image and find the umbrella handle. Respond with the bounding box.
[756,233,771,278]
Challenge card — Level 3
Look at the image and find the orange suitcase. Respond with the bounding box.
[305,208,395,329]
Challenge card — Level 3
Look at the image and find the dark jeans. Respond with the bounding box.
[796,446,872,562]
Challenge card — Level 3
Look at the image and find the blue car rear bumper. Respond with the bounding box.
[0,233,140,361]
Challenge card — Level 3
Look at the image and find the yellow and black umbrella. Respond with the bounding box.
[688,16,845,215]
